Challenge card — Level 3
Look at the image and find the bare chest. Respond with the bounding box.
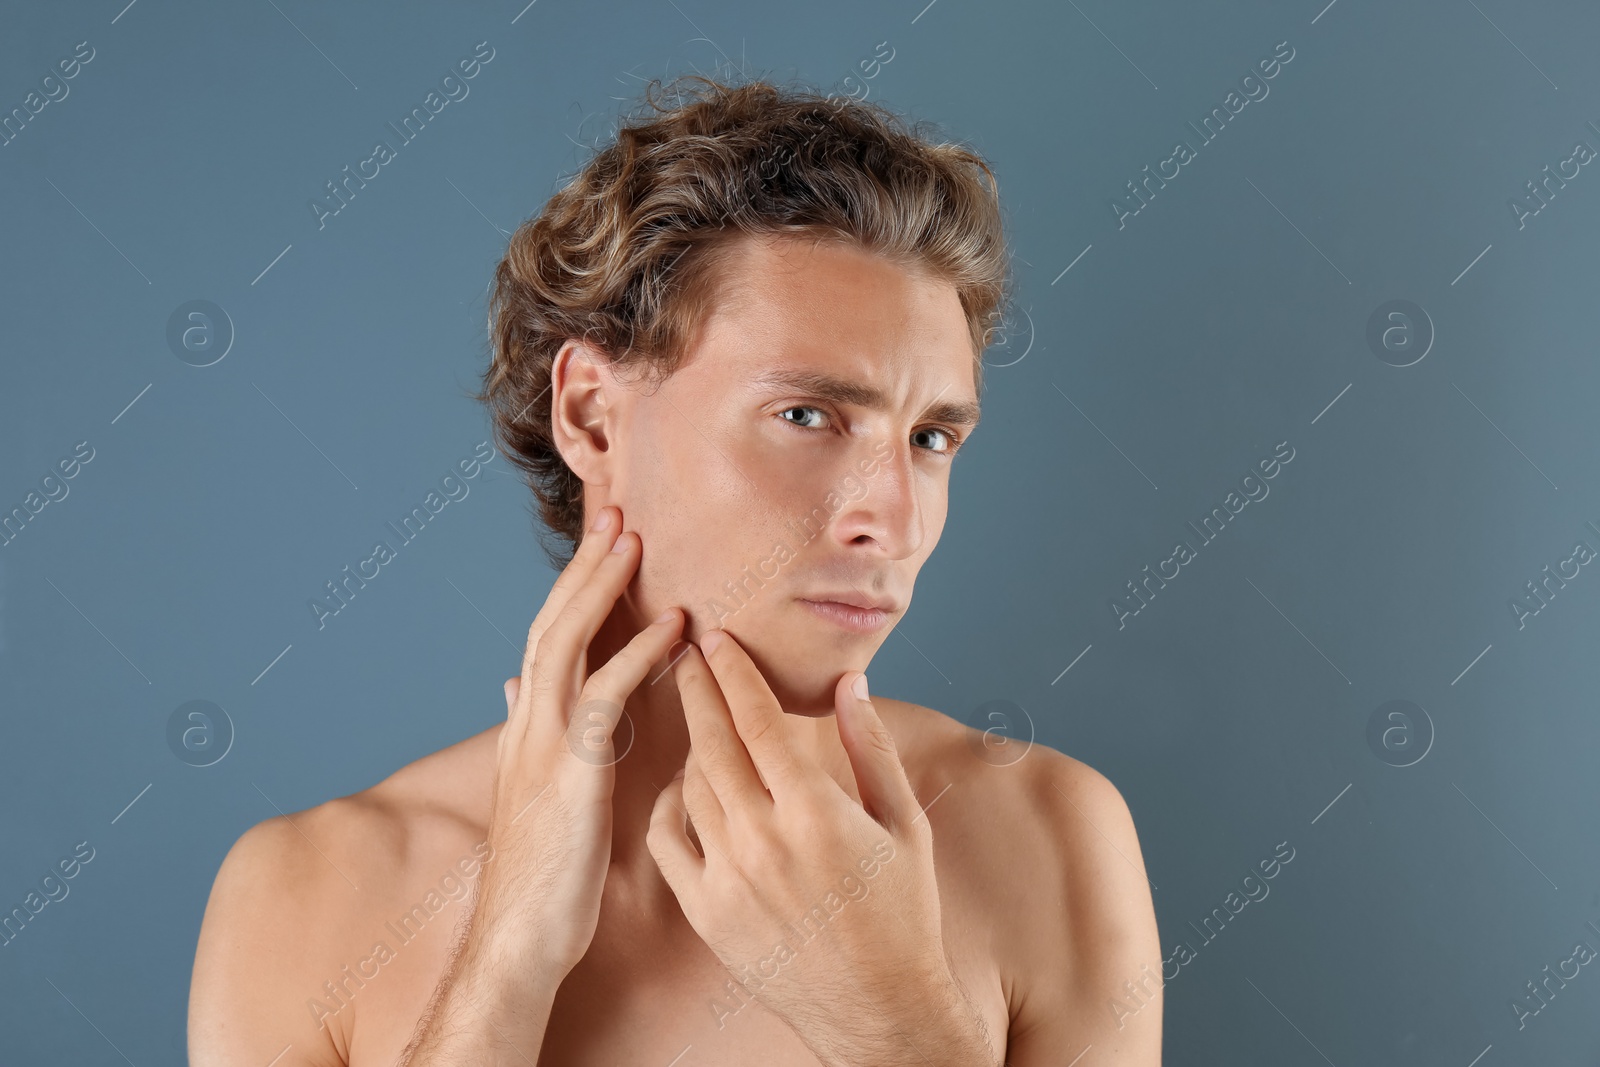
[339,880,1009,1066]
[534,916,1009,1066]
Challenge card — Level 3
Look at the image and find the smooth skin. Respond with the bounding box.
[188,234,1163,1067]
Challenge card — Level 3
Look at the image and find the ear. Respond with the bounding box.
[550,339,630,485]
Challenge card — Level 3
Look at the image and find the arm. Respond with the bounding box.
[189,811,356,1067]
[193,504,683,1067]
[1005,756,1163,1066]
[188,795,567,1067]
[392,904,565,1064]
[397,506,684,1064]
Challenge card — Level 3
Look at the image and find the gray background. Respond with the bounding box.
[2,0,1597,1063]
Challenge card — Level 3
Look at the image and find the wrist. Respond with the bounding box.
[459,906,574,999]
[831,957,995,1067]
[452,935,566,1024]
[893,958,996,1067]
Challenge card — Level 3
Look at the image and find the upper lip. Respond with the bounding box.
[800,592,899,613]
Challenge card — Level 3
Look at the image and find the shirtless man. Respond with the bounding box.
[189,77,1162,1066]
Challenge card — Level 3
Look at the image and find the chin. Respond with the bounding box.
[718,622,865,718]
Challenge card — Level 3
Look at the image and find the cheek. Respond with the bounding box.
[622,411,700,603]
[625,409,778,618]
[915,472,951,556]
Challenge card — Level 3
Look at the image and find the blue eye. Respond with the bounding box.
[913,427,958,454]
[778,406,828,429]
[777,406,963,457]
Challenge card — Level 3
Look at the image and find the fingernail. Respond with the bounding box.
[667,639,689,661]
[671,765,686,782]
[851,672,869,701]
[654,607,677,624]
[591,508,612,532]
[700,629,726,654]
[610,530,630,553]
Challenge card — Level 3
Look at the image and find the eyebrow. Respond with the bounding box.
[749,369,982,429]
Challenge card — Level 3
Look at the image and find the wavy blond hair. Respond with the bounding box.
[475,74,1011,567]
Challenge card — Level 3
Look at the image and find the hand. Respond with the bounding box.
[645,630,992,1066]
[474,504,684,982]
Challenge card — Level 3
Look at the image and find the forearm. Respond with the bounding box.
[871,975,997,1067]
[397,917,566,1066]
[806,960,999,1067]
[836,1015,993,1067]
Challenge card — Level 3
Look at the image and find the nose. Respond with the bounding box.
[829,438,924,560]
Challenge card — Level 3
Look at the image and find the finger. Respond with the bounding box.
[696,629,808,797]
[521,505,623,669]
[518,525,644,738]
[506,505,626,741]
[580,606,685,711]
[833,671,923,834]
[680,744,727,849]
[497,677,520,765]
[671,640,773,811]
[559,607,685,763]
[646,775,705,909]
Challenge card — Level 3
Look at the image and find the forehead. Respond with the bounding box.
[691,233,975,391]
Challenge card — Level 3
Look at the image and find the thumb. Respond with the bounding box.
[497,677,522,761]
[834,672,920,832]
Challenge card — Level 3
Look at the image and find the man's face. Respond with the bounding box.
[602,233,980,716]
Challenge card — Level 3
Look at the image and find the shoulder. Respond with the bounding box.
[188,733,493,1066]
[189,790,391,1066]
[877,696,1139,846]
[877,697,1148,903]
[877,698,1163,1063]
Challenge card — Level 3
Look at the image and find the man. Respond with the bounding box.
[189,76,1162,1066]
